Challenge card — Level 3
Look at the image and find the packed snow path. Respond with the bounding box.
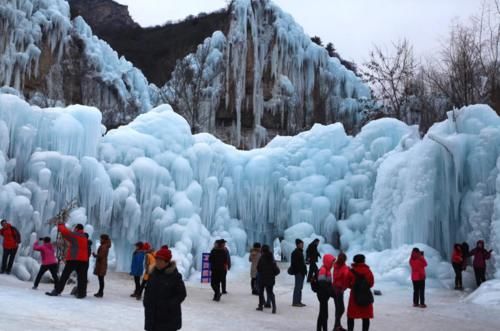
[0,269,498,331]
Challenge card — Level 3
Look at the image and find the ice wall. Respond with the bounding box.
[163,0,372,148]
[1,95,500,280]
[0,0,153,127]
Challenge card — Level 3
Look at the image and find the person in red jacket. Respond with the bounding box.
[346,254,374,331]
[0,219,20,274]
[333,253,350,331]
[469,240,493,287]
[451,244,464,290]
[409,247,427,308]
[46,223,89,299]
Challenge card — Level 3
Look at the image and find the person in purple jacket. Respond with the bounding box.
[32,237,59,290]
[469,240,493,287]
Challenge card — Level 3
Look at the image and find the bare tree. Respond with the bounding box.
[363,39,416,119]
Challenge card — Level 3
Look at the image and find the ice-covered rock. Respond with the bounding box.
[0,93,499,282]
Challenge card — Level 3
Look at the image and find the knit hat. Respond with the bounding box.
[155,247,172,262]
[143,242,152,251]
[295,239,303,246]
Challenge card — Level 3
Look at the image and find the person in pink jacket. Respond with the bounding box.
[409,247,427,308]
[33,237,59,290]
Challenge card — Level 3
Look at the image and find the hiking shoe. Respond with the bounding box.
[222,291,228,295]
[45,290,60,297]
[256,306,263,311]
[419,304,427,308]
[130,293,137,297]
[292,303,302,307]
[32,286,37,290]
[413,304,419,307]
[94,293,103,298]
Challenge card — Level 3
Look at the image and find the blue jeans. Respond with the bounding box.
[293,273,305,304]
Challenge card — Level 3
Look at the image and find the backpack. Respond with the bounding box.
[352,270,374,306]
[12,226,21,244]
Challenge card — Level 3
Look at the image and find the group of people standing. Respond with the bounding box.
[289,239,374,331]
[409,240,493,311]
[451,240,493,289]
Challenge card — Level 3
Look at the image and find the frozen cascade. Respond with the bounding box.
[0,0,154,128]
[1,95,500,281]
[163,0,372,148]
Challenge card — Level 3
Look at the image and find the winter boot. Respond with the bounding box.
[45,290,60,297]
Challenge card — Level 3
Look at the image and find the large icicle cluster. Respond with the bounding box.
[163,0,372,148]
[1,93,499,283]
[0,0,153,127]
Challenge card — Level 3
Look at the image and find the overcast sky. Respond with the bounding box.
[115,0,482,64]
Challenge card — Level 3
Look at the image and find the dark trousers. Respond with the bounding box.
[347,318,370,331]
[251,277,258,294]
[222,270,227,293]
[474,267,486,287]
[34,264,59,288]
[211,272,223,297]
[258,284,276,310]
[452,263,463,288]
[333,290,345,328]
[412,280,425,305]
[56,261,87,297]
[138,279,148,296]
[316,298,329,331]
[293,273,305,304]
[97,275,105,294]
[1,247,18,273]
[308,262,318,282]
[133,276,141,294]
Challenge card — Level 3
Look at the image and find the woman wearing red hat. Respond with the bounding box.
[144,246,186,331]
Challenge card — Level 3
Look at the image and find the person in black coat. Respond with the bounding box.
[209,240,228,301]
[256,245,279,314]
[291,239,307,307]
[144,246,186,331]
[306,239,321,282]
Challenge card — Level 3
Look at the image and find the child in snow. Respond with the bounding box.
[409,247,427,308]
[315,254,335,331]
[451,244,463,290]
[130,241,145,298]
[32,237,59,290]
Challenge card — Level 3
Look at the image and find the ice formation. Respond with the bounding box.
[0,0,153,126]
[1,92,499,283]
[163,0,372,148]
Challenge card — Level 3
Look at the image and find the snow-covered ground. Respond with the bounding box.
[0,267,498,331]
